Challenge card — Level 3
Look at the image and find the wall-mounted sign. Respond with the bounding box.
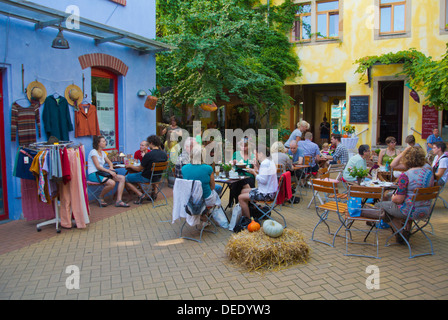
[349,95,369,124]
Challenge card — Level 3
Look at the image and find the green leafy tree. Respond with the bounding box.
[155,0,300,126]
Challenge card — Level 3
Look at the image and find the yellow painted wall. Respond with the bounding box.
[276,0,448,147]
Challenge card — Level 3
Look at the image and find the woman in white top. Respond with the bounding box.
[432,141,448,186]
[238,147,278,218]
[88,136,129,208]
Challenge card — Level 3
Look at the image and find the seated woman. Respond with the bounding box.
[431,141,448,187]
[378,136,401,177]
[87,135,129,207]
[125,135,168,204]
[134,140,150,162]
[238,147,278,218]
[270,141,292,175]
[182,145,219,212]
[375,147,434,243]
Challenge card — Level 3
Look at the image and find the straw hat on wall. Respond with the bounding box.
[65,84,83,106]
[26,81,47,104]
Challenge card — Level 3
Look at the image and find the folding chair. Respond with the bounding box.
[85,163,106,207]
[437,183,448,209]
[344,185,385,259]
[137,161,169,208]
[310,179,348,247]
[249,175,288,228]
[385,186,440,258]
[174,179,218,243]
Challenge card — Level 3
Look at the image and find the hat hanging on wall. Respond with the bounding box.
[26,81,47,104]
[65,84,83,106]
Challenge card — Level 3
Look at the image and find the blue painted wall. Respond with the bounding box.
[0,0,158,220]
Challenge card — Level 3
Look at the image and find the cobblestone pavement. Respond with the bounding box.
[1,186,448,300]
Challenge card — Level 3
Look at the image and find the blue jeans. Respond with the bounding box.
[215,184,223,196]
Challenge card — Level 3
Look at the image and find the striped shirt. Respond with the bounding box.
[332,143,349,164]
[11,102,41,145]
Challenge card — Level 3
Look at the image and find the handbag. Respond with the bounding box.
[347,197,362,217]
[185,181,207,216]
[95,170,113,184]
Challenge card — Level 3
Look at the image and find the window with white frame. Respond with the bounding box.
[379,0,406,34]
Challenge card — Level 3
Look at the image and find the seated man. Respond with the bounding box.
[326,134,348,165]
[342,144,371,183]
[125,135,168,204]
[134,140,150,162]
[287,140,303,164]
[297,132,321,173]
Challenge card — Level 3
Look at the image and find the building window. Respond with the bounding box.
[293,3,312,42]
[379,0,406,34]
[446,0,448,30]
[291,0,341,44]
[316,0,339,39]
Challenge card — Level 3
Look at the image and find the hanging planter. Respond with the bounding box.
[144,87,160,110]
[200,101,218,112]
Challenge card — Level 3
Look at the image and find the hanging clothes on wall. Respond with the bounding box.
[75,103,101,137]
[42,95,73,141]
[11,101,41,145]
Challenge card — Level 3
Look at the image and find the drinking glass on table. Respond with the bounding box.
[215,165,220,178]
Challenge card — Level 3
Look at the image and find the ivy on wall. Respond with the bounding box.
[354,45,448,110]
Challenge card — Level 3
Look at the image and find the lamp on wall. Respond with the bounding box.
[137,90,147,97]
[51,27,70,49]
[322,95,329,102]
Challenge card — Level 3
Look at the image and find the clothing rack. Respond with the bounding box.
[29,140,78,233]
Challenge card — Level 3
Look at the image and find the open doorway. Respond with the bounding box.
[377,81,404,145]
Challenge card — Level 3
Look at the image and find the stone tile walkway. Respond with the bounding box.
[1,186,448,300]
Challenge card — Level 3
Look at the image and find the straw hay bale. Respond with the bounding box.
[225,228,311,272]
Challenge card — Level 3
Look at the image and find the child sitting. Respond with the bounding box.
[321,143,330,156]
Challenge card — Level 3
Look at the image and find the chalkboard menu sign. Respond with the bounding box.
[349,95,369,124]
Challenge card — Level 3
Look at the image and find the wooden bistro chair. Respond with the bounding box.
[345,185,385,259]
[310,179,348,247]
[385,186,440,259]
[137,161,169,208]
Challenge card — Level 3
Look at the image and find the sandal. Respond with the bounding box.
[98,198,108,207]
[134,194,146,205]
[115,200,130,208]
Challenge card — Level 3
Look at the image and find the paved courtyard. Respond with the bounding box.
[1,185,448,301]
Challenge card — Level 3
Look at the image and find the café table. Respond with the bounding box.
[215,175,249,219]
[291,164,311,200]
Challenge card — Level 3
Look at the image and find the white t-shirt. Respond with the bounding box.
[88,149,107,175]
[432,154,448,183]
[256,158,278,194]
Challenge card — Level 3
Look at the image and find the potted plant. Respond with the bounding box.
[342,124,356,138]
[347,166,369,184]
[221,163,232,178]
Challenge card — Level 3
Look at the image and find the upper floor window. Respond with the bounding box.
[293,3,312,41]
[316,0,340,38]
[445,0,448,30]
[291,0,340,44]
[379,0,406,34]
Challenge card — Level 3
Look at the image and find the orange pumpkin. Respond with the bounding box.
[342,134,348,138]
[247,218,260,232]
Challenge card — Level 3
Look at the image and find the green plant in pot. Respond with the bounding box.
[348,166,369,184]
[221,163,232,178]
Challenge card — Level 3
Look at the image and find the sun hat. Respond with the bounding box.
[26,81,47,104]
[65,84,83,106]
